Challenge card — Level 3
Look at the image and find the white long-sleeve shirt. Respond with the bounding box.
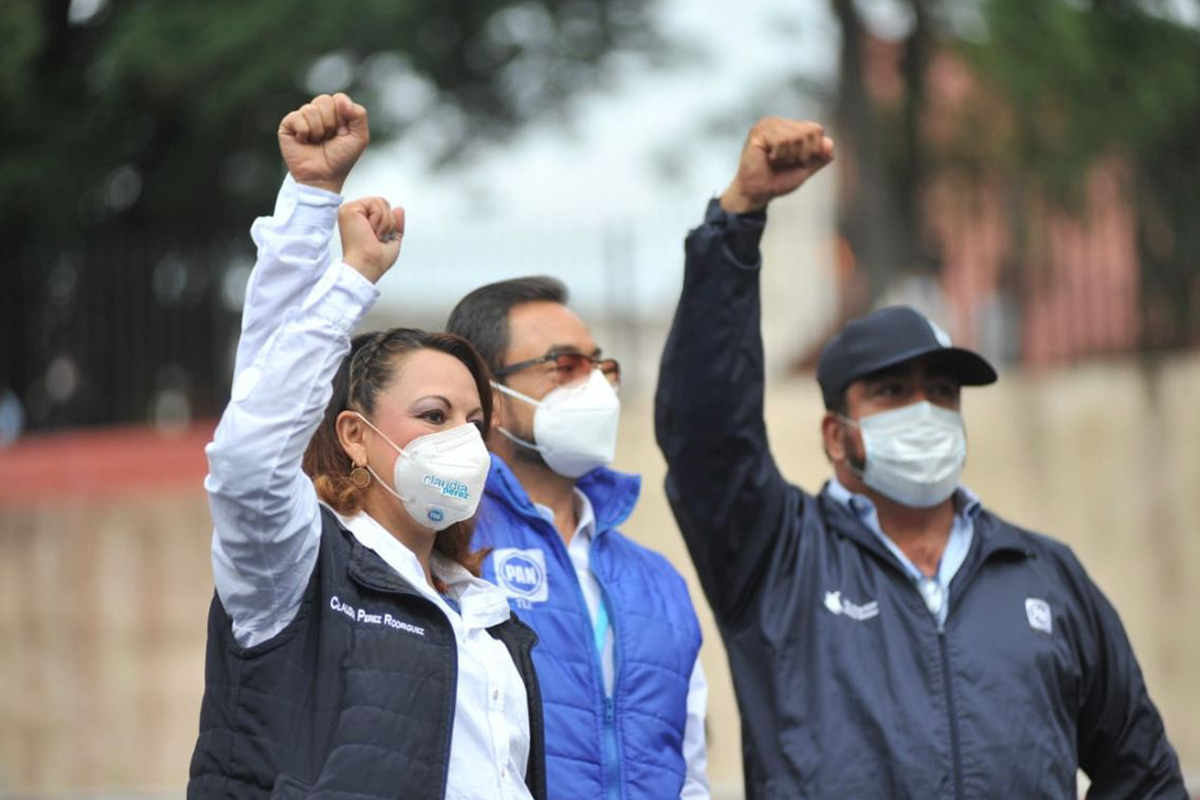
[205,177,533,800]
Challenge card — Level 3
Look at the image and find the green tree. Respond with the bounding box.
[830,0,941,312]
[0,0,662,237]
[967,0,1200,350]
[0,0,664,432]
[829,0,1200,351]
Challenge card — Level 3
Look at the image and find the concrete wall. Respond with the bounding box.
[1,355,1197,797]
[616,353,1200,798]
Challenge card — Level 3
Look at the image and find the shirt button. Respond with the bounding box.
[492,688,500,701]
[500,766,508,778]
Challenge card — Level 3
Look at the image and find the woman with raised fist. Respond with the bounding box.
[187,94,544,800]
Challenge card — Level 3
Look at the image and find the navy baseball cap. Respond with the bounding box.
[816,305,998,409]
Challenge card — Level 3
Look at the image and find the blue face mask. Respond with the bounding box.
[840,401,967,508]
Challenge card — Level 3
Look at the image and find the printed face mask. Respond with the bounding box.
[493,368,621,479]
[355,414,491,531]
[841,400,966,508]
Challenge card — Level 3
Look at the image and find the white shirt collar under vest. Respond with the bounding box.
[330,506,512,633]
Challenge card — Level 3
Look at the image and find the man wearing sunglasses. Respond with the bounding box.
[447,278,709,800]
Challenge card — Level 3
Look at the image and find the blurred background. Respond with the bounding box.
[1,0,1198,797]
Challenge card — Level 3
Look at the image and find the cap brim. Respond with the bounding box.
[932,347,998,386]
[868,345,998,387]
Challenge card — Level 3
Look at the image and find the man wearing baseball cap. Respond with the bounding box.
[654,117,1186,799]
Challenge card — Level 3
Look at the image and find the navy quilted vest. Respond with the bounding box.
[187,507,546,800]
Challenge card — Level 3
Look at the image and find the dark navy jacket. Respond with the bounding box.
[473,455,703,800]
[652,200,1187,800]
[188,507,546,800]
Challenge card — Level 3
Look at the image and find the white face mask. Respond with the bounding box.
[493,368,621,479]
[354,414,491,531]
[840,400,966,508]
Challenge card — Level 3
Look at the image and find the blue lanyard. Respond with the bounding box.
[593,595,610,656]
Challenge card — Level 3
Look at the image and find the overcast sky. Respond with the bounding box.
[337,0,1199,320]
[341,0,841,318]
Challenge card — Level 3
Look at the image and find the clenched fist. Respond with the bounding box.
[339,197,405,284]
[278,93,370,194]
[720,117,835,214]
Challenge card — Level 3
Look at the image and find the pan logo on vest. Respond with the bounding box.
[493,548,549,604]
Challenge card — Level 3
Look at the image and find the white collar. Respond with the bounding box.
[329,505,512,631]
[534,488,597,545]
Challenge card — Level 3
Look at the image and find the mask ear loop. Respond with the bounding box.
[835,414,868,479]
[350,412,411,503]
[490,382,549,455]
[491,381,540,407]
[353,411,409,456]
[495,426,547,454]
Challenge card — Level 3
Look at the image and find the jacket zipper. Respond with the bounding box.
[931,540,1028,800]
[856,549,967,800]
[603,697,621,800]
[424,596,459,800]
[837,510,1027,800]
[596,574,622,800]
[538,515,622,799]
[880,553,963,800]
[937,619,963,800]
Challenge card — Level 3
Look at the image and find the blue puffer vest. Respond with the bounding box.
[473,455,702,800]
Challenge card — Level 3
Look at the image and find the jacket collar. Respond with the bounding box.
[334,507,512,629]
[969,510,1035,562]
[346,530,420,596]
[484,453,641,535]
[817,482,1031,572]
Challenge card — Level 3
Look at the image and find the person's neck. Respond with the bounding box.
[836,470,955,577]
[495,439,580,544]
[362,489,438,589]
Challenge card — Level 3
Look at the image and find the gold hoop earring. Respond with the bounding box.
[350,464,371,489]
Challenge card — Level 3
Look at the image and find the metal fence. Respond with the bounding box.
[2,205,1198,441]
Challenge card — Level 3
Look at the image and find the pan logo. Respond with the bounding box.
[494,548,549,603]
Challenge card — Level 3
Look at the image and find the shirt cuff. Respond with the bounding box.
[279,174,343,228]
[300,260,380,332]
[703,198,767,267]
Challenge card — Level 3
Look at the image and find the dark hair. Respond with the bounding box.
[822,390,848,463]
[445,276,568,375]
[302,327,494,578]
[827,390,848,416]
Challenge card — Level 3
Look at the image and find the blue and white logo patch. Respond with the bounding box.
[1025,597,1052,635]
[493,548,549,603]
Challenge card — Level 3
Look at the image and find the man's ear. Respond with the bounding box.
[821,412,846,464]
[336,410,369,466]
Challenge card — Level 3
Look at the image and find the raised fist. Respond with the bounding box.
[720,117,835,214]
[278,93,370,194]
[339,197,405,284]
